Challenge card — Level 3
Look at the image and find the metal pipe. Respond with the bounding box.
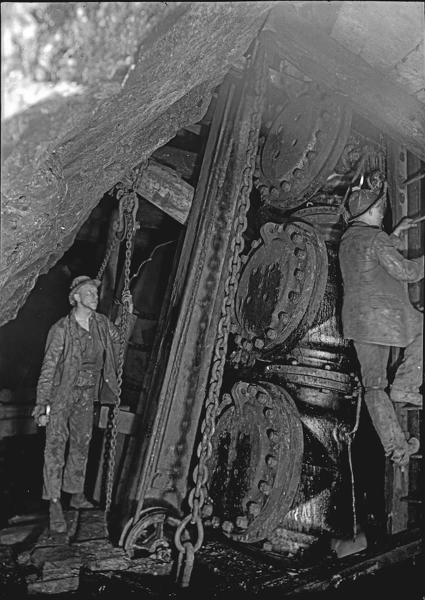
[401,172,425,186]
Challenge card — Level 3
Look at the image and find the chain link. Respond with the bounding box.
[102,160,148,521]
[174,42,266,587]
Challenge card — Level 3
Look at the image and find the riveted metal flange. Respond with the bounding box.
[255,89,352,209]
[232,220,328,362]
[207,381,303,544]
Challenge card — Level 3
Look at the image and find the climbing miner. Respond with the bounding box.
[339,183,423,466]
[32,276,135,533]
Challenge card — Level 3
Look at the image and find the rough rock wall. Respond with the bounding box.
[1,2,276,326]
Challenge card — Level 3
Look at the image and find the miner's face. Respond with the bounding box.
[75,284,99,311]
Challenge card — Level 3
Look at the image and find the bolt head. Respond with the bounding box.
[264,408,274,420]
[254,338,265,349]
[259,481,272,495]
[236,516,249,529]
[280,181,291,193]
[266,329,277,340]
[222,521,234,534]
[201,504,214,518]
[266,456,278,468]
[211,517,221,528]
[291,233,303,245]
[295,249,307,260]
[257,393,268,404]
[248,502,261,517]
[268,430,279,443]
[263,542,273,551]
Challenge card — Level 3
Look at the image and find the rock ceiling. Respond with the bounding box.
[1,1,424,326]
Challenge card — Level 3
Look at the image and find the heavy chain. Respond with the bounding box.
[96,160,147,282]
[103,160,147,521]
[174,42,266,587]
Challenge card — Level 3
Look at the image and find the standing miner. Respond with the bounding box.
[32,276,135,533]
[339,184,423,467]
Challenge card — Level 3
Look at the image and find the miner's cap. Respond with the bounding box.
[347,186,386,222]
[69,276,101,306]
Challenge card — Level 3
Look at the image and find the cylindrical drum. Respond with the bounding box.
[206,206,357,557]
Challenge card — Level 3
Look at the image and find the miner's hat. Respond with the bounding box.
[69,276,101,306]
[347,186,386,222]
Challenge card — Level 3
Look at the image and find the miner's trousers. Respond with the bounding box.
[353,336,422,465]
[42,387,95,500]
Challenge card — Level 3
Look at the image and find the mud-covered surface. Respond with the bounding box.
[1,533,422,599]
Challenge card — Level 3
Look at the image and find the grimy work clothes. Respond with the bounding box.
[36,309,135,500]
[37,310,123,411]
[339,221,424,464]
[339,222,423,347]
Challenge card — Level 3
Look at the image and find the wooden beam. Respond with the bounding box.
[261,6,425,162]
[151,146,198,181]
[121,159,194,225]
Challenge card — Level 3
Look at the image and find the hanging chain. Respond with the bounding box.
[103,160,148,521]
[174,42,266,588]
[96,160,147,282]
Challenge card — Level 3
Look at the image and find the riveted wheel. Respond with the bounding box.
[207,381,303,544]
[233,220,327,360]
[257,89,352,209]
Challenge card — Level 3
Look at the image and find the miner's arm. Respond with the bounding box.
[375,231,424,283]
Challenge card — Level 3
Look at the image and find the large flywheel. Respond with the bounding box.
[207,381,304,544]
[231,219,328,364]
[256,88,352,209]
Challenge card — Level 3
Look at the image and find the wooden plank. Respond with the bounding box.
[151,146,198,180]
[261,6,425,162]
[121,159,194,225]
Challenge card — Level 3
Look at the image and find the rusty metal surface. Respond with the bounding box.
[232,220,328,363]
[207,381,304,544]
[256,88,352,208]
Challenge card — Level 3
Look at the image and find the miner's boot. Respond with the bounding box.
[393,436,420,467]
[49,498,67,533]
[70,491,95,510]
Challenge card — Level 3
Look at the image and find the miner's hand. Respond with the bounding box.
[32,404,50,427]
[393,217,417,237]
[121,290,134,314]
